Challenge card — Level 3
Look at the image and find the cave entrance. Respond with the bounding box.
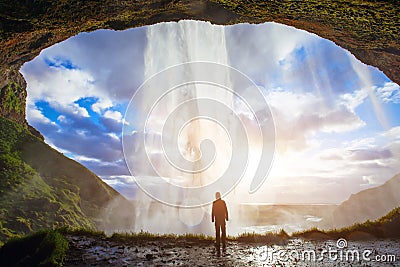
[21,20,400,210]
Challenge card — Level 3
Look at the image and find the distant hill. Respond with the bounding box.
[332,173,400,228]
[0,116,134,242]
[294,206,400,240]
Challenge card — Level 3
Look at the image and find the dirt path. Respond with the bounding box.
[65,235,254,266]
[65,235,400,266]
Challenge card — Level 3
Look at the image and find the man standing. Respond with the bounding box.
[211,192,228,255]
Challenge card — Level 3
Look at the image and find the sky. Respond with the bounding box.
[21,21,400,204]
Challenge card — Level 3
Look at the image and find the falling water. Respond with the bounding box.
[144,20,233,185]
[20,18,399,237]
[144,21,229,76]
[132,20,235,234]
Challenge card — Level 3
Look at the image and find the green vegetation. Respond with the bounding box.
[0,112,398,247]
[58,227,214,242]
[0,229,68,267]
[1,0,397,45]
[57,227,106,238]
[235,229,289,243]
[52,206,400,242]
[0,114,35,192]
[0,82,23,115]
[110,230,214,243]
[0,116,133,244]
[0,116,94,242]
[0,0,186,39]
[292,206,400,240]
[0,207,397,265]
[235,206,400,242]
[211,0,399,49]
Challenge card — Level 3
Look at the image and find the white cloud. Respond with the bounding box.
[102,175,136,185]
[104,110,122,122]
[107,133,120,140]
[26,28,146,102]
[362,175,380,185]
[67,103,90,117]
[92,98,113,114]
[72,155,102,163]
[57,115,66,123]
[376,82,400,104]
[340,87,369,109]
[26,105,54,125]
[346,137,376,149]
[382,126,400,140]
[347,148,393,161]
[24,66,96,105]
[266,90,365,152]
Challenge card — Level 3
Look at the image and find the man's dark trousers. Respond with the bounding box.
[215,222,226,250]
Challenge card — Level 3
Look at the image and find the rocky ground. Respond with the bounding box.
[65,235,400,266]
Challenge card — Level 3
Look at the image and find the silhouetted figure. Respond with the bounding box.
[211,192,228,255]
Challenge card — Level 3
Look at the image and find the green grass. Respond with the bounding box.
[292,206,400,239]
[0,229,68,267]
[234,229,289,243]
[0,117,86,241]
[58,227,214,243]
[0,115,136,244]
[1,0,397,43]
[0,116,125,242]
[109,230,214,244]
[57,226,106,238]
[49,206,400,244]
[0,82,23,115]
[0,207,398,266]
[210,0,399,49]
[0,0,185,39]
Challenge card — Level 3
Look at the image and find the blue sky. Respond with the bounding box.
[21,21,400,204]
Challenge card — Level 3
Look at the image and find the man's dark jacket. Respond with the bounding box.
[212,199,228,225]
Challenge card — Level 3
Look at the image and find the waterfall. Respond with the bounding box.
[144,20,229,76]
[130,20,234,233]
[142,20,234,189]
[123,20,274,234]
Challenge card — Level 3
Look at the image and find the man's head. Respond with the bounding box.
[215,192,221,200]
